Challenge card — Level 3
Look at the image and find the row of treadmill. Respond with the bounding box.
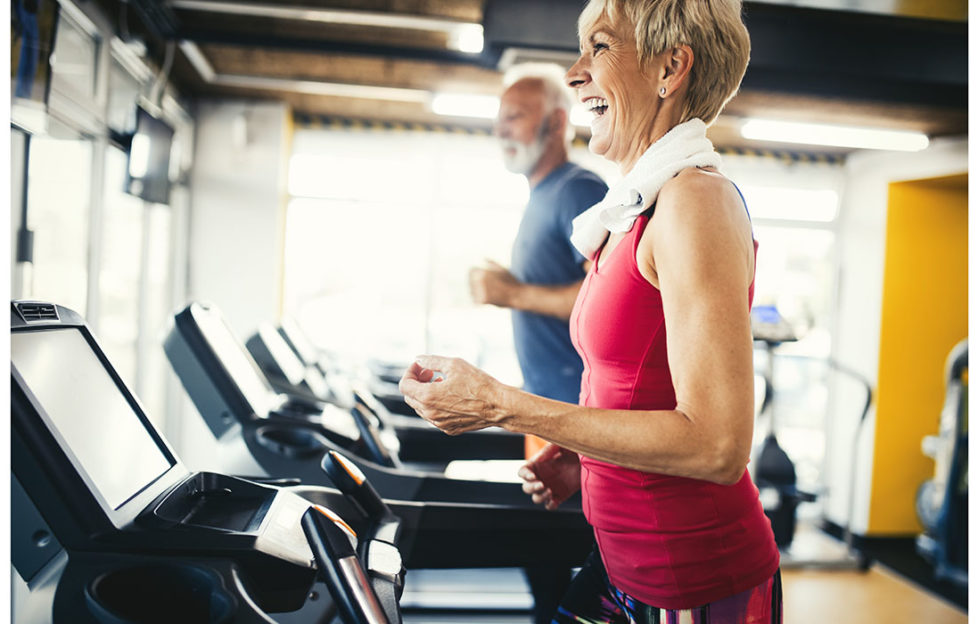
[11,300,594,624]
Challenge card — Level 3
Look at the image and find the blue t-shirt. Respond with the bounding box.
[510,162,608,403]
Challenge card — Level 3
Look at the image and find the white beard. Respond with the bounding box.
[500,136,547,176]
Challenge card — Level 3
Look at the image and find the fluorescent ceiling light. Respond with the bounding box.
[431,93,499,119]
[741,118,928,152]
[450,24,484,54]
[171,1,483,52]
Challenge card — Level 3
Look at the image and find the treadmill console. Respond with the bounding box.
[9,301,337,616]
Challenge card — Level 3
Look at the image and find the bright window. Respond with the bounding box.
[26,135,93,315]
[284,128,529,385]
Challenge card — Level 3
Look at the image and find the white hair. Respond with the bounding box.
[502,63,575,116]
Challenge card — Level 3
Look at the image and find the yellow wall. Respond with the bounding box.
[869,173,967,534]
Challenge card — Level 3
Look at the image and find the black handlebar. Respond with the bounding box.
[301,506,389,624]
[322,450,391,521]
[350,406,397,468]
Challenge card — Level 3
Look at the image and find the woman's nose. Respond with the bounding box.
[565,55,590,89]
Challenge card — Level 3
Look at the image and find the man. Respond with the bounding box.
[469,64,608,624]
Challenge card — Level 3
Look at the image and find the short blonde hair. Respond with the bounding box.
[578,0,750,125]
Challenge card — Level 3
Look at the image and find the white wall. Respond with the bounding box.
[823,137,967,533]
[188,100,291,337]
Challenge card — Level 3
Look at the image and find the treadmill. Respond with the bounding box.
[11,300,593,623]
[164,302,581,508]
[275,315,414,419]
[245,318,524,462]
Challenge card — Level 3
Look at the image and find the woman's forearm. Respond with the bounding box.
[491,385,750,485]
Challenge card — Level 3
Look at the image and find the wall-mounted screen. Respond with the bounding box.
[11,328,174,510]
[125,106,174,205]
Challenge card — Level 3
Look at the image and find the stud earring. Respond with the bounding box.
[659,86,667,97]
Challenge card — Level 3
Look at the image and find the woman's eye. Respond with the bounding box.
[593,42,609,54]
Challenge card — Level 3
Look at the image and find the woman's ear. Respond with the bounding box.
[659,44,694,97]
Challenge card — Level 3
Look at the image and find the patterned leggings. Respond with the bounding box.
[552,550,782,624]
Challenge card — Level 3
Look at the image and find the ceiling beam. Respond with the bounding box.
[175,28,491,66]
[169,1,479,32]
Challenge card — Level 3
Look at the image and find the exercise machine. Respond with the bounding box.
[164,302,544,504]
[916,338,968,587]
[11,300,594,623]
[274,316,415,420]
[750,304,815,548]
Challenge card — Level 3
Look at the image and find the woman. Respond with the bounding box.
[399,0,781,622]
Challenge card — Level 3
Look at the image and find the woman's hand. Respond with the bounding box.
[518,443,581,510]
[398,355,507,435]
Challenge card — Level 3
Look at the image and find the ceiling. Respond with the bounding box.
[98,0,967,155]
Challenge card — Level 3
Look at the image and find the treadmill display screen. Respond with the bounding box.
[11,328,174,510]
[194,308,276,416]
[260,325,307,386]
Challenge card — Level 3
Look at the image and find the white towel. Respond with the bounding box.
[570,118,721,260]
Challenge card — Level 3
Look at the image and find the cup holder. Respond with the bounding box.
[255,425,329,459]
[85,564,234,624]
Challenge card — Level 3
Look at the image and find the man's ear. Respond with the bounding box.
[659,44,694,97]
[549,107,569,139]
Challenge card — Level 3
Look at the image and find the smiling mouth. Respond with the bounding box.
[586,97,609,118]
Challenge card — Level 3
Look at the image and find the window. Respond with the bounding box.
[97,145,144,385]
[25,134,93,315]
[284,128,528,385]
[730,164,845,498]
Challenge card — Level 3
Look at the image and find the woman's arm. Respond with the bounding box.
[400,171,756,485]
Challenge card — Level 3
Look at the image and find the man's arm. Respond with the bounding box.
[469,260,583,320]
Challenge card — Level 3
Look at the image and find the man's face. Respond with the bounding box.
[495,80,550,175]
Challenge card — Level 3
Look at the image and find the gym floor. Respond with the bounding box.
[399,526,968,624]
[400,567,967,623]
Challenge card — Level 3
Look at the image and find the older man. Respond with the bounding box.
[469,64,607,624]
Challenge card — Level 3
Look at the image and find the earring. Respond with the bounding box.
[659,86,667,97]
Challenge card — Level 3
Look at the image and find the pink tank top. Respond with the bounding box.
[569,209,779,610]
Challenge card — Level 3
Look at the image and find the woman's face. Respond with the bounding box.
[567,15,662,169]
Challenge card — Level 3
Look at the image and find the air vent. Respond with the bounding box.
[17,302,59,322]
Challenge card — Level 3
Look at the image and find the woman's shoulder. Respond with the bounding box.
[658,167,739,212]
[640,167,751,268]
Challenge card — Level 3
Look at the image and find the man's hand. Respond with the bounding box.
[469,260,521,307]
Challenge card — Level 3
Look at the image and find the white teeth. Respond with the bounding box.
[585,97,608,111]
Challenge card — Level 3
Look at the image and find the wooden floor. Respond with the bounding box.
[402,562,969,623]
[782,565,967,624]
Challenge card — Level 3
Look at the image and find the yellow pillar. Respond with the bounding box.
[869,173,967,534]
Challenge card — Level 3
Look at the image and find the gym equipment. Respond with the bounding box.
[915,338,968,587]
[11,300,593,624]
[164,303,547,505]
[751,305,873,568]
[750,304,816,548]
[247,322,344,411]
[274,316,415,420]
[164,300,588,505]
[11,300,339,623]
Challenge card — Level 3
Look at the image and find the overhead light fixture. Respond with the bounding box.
[431,93,499,119]
[450,24,484,54]
[171,1,484,53]
[740,118,929,152]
